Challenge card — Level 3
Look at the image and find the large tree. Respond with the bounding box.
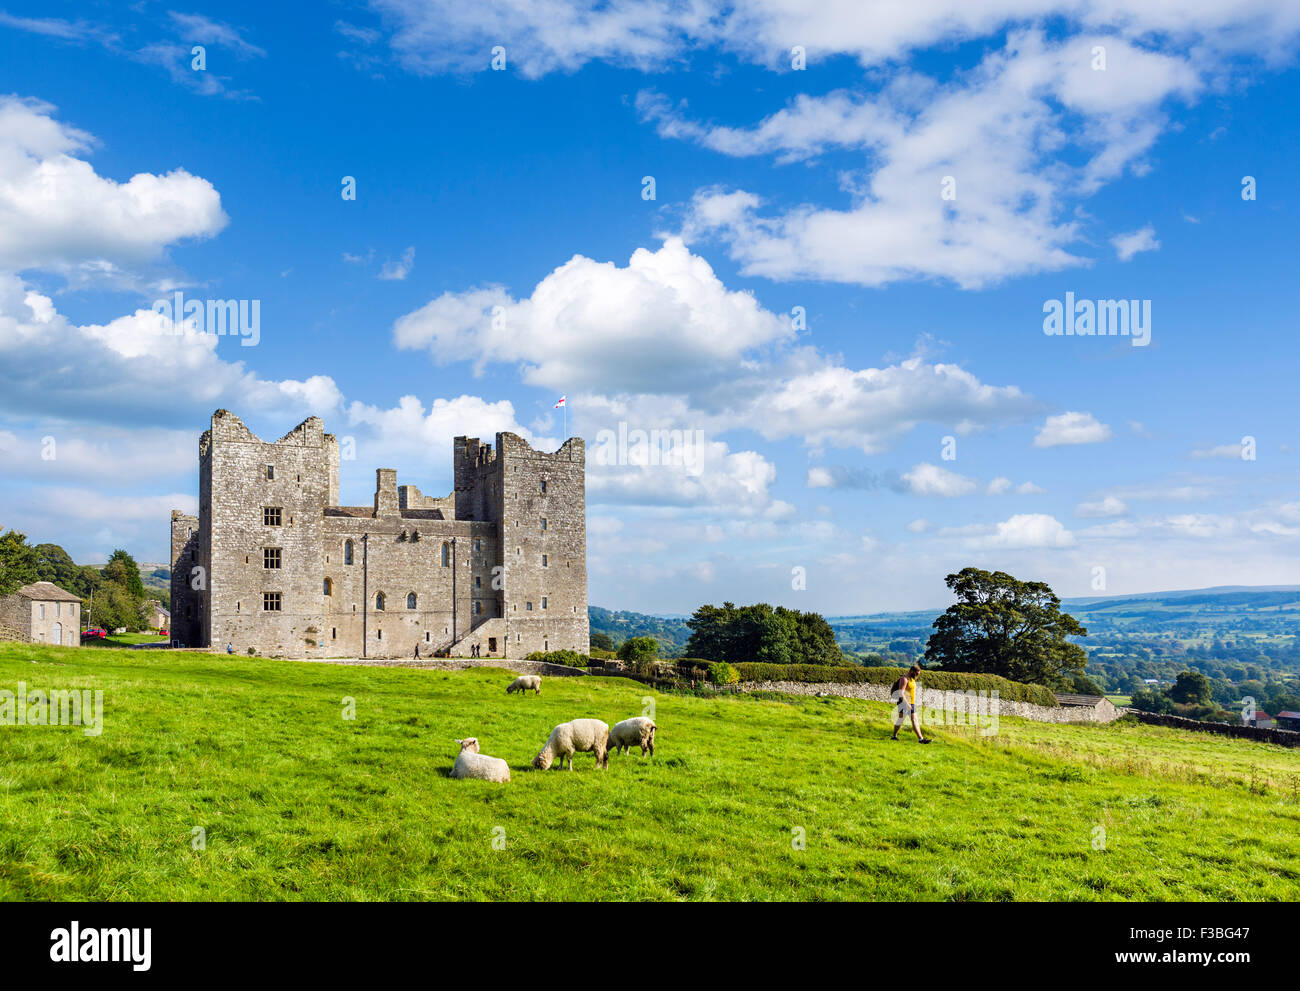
[103,549,145,599]
[0,528,38,597]
[685,602,844,665]
[924,568,1087,686]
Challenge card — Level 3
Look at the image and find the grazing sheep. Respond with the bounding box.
[506,675,542,695]
[607,716,657,757]
[532,718,609,770]
[450,738,511,783]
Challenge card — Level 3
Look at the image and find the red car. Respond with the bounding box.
[81,628,108,640]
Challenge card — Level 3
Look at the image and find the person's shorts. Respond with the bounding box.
[897,702,915,717]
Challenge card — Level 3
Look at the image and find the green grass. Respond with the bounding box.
[1,642,1297,901]
[84,632,170,648]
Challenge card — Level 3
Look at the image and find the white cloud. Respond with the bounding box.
[393,238,791,392]
[1076,495,1128,517]
[1017,481,1045,494]
[1034,411,1113,447]
[987,476,1012,494]
[903,462,978,497]
[1111,225,1160,261]
[982,513,1076,548]
[0,96,227,281]
[905,518,931,533]
[669,31,1200,288]
[362,1,1300,79]
[395,240,1039,453]
[379,245,415,281]
[1189,442,1248,460]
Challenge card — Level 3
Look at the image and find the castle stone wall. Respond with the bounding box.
[171,411,587,659]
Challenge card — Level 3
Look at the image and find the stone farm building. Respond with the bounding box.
[0,582,82,647]
[170,410,588,659]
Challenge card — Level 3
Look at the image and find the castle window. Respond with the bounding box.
[474,576,481,589]
[425,632,430,643]
[264,548,282,569]
[526,601,533,611]
[473,601,482,616]
[542,554,548,567]
[323,578,333,596]
[332,628,337,640]
[263,507,282,526]
[406,592,417,610]
[541,597,548,610]
[540,480,547,494]
[263,592,282,611]
[541,518,548,531]
[375,593,386,611]
[266,465,275,480]
[441,542,450,567]
[473,539,482,552]
[377,629,382,639]
[39,604,45,619]
[344,540,354,565]
[237,602,240,612]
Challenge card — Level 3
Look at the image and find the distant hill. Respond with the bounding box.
[588,606,692,656]
[595,585,1300,667]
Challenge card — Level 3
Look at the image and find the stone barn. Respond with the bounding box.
[0,582,82,646]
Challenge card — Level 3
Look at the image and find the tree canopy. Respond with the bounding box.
[685,602,843,666]
[924,568,1087,686]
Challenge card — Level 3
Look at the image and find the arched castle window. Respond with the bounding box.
[406,592,417,610]
[441,542,450,567]
[344,540,354,565]
[323,578,333,596]
[375,592,385,611]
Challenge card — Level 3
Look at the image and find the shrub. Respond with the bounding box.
[732,663,1058,707]
[708,661,740,686]
[525,650,589,668]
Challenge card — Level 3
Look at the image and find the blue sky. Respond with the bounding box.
[0,1,1297,613]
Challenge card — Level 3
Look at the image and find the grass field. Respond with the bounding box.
[1,642,1297,901]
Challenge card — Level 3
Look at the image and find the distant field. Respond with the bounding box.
[84,633,170,648]
[1,642,1297,901]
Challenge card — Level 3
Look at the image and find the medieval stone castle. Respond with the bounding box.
[170,410,588,659]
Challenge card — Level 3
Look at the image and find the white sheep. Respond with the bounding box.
[506,675,542,695]
[532,718,609,770]
[450,738,511,783]
[607,716,657,757]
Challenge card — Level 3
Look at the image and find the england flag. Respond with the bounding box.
[553,396,566,408]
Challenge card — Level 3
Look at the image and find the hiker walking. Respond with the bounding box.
[414,643,420,659]
[891,664,931,743]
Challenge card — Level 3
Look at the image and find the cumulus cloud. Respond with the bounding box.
[1076,495,1128,517]
[953,513,1076,548]
[393,238,791,392]
[0,96,227,282]
[1034,411,1113,447]
[394,240,1040,452]
[903,462,979,497]
[987,476,1012,495]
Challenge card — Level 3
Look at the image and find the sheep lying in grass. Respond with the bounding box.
[607,716,657,757]
[533,718,609,770]
[506,675,542,695]
[450,738,511,783]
